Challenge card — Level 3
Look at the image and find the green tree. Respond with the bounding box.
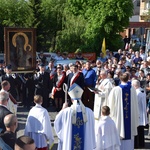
[0,0,34,52]
[28,0,43,51]
[40,0,65,52]
[0,0,34,27]
[0,0,134,54]
[28,0,65,52]
[67,0,133,52]
[56,10,87,52]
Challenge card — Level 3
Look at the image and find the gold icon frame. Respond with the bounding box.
[4,28,36,73]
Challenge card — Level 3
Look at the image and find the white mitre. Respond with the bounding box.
[68,83,87,124]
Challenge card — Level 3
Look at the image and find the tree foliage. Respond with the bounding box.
[67,0,133,52]
[39,0,65,51]
[56,8,87,52]
[0,0,34,51]
[0,0,34,27]
[0,0,134,53]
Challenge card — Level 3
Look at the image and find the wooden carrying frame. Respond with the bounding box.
[4,28,36,73]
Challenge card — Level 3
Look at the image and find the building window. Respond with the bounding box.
[137,0,140,6]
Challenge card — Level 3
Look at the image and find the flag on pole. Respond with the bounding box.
[101,38,106,57]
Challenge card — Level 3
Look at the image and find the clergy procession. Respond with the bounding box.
[0,48,150,150]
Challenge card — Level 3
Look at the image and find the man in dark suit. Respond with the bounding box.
[0,114,17,149]
[45,60,57,94]
[67,64,84,90]
[22,73,35,109]
[67,64,84,106]
[45,60,57,106]
[0,91,12,133]
[34,63,51,108]
[1,65,19,100]
[0,60,5,76]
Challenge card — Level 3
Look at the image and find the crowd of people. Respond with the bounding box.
[0,46,149,149]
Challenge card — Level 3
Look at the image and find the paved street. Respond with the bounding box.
[16,105,150,150]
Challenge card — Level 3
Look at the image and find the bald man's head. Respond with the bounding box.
[4,114,18,133]
[15,136,36,150]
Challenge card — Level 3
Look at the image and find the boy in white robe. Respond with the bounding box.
[95,106,120,150]
[54,83,96,150]
[24,95,54,150]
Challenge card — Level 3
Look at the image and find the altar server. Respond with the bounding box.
[95,106,120,150]
[24,95,54,150]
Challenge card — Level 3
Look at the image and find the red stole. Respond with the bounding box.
[52,72,66,96]
[70,72,81,86]
[49,68,56,80]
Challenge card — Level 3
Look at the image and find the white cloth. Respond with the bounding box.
[95,116,120,150]
[71,100,87,124]
[108,85,138,138]
[24,104,54,148]
[120,138,134,150]
[7,100,17,115]
[94,78,113,120]
[54,105,96,150]
[136,88,147,126]
[107,85,139,150]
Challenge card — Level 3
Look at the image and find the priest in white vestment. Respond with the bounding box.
[108,73,139,150]
[93,70,113,130]
[132,79,147,148]
[24,95,54,150]
[95,106,120,150]
[54,83,96,150]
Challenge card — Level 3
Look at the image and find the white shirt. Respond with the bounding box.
[140,53,147,61]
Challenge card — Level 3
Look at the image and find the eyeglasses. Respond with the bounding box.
[118,64,122,65]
